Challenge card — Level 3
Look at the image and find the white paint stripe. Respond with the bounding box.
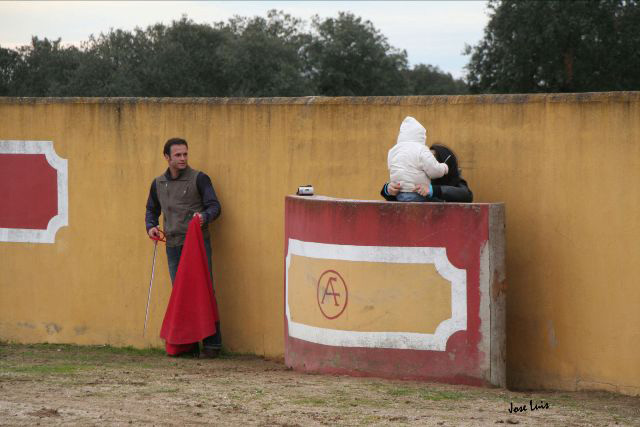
[286,239,467,351]
[478,242,491,373]
[0,140,68,244]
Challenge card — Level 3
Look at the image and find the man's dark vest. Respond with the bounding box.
[155,166,210,247]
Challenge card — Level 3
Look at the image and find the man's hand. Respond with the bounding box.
[387,181,402,196]
[194,212,205,226]
[415,184,429,197]
[148,226,160,240]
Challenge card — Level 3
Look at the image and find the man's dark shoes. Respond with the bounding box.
[200,347,220,359]
[170,344,200,358]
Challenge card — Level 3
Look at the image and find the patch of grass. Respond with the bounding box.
[336,397,388,408]
[5,343,164,357]
[330,388,348,396]
[489,393,513,402]
[387,387,413,397]
[156,387,180,393]
[360,415,384,423]
[384,386,466,401]
[92,345,164,356]
[418,389,465,401]
[11,364,81,375]
[294,396,328,406]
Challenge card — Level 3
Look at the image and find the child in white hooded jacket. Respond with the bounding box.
[388,116,449,202]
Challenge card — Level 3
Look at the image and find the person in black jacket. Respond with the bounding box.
[381,144,473,203]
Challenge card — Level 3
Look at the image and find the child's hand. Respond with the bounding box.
[415,184,429,197]
[387,181,402,196]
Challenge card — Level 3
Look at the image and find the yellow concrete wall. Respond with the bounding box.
[0,93,638,395]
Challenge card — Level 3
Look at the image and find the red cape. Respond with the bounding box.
[160,217,219,355]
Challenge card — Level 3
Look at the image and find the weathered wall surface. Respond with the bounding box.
[0,94,638,395]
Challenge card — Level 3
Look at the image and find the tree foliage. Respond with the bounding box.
[222,11,312,96]
[465,0,640,93]
[0,11,466,97]
[305,12,409,96]
[0,46,20,94]
[405,64,468,95]
[10,37,82,96]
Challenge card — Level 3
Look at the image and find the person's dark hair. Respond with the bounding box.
[163,138,188,157]
[430,143,460,187]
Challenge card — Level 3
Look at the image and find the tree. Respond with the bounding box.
[139,18,232,96]
[64,28,151,96]
[305,12,409,96]
[220,10,312,97]
[405,64,468,95]
[0,46,20,95]
[68,13,311,97]
[465,0,640,93]
[9,37,81,96]
[65,19,232,97]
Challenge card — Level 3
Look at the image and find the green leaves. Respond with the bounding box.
[305,12,409,96]
[405,64,468,95]
[465,0,640,93]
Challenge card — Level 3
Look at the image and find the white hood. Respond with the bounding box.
[388,115,447,192]
[396,116,426,145]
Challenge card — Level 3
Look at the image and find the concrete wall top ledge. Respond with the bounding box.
[289,194,504,208]
[1,91,639,106]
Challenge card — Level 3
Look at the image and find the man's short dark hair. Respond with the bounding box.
[163,138,188,156]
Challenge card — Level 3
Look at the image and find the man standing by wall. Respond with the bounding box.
[145,138,222,357]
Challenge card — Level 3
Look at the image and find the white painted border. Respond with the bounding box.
[286,239,467,351]
[0,140,68,244]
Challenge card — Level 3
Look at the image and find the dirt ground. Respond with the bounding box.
[0,343,638,426]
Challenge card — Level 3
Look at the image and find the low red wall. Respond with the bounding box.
[284,195,506,386]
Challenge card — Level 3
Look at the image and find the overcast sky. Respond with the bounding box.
[0,1,490,79]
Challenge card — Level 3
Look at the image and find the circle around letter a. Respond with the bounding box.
[317,269,348,319]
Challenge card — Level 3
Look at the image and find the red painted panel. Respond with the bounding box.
[285,196,491,385]
[0,154,58,229]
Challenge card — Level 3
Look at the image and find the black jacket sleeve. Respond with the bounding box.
[196,172,221,224]
[380,183,398,202]
[145,180,161,232]
[431,178,473,203]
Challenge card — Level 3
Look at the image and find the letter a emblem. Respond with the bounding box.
[321,277,341,306]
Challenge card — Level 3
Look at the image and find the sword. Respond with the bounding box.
[143,240,158,337]
[143,228,165,337]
